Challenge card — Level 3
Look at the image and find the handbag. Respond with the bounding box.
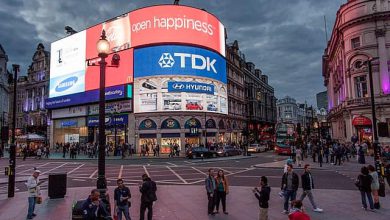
[36,196,42,204]
[378,177,386,197]
[354,177,361,188]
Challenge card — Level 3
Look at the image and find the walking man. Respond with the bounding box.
[281,164,299,214]
[139,174,157,220]
[205,168,217,215]
[26,169,42,219]
[114,178,131,220]
[253,176,271,220]
[300,164,323,212]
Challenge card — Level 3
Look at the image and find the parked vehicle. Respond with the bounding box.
[248,143,267,153]
[216,146,241,157]
[186,147,216,159]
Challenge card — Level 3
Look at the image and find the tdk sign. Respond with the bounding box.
[55,76,78,92]
[158,52,217,74]
[168,81,215,95]
[135,45,227,83]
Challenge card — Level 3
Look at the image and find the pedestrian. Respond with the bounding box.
[25,169,42,219]
[114,178,131,220]
[318,146,323,167]
[155,144,160,157]
[253,176,271,220]
[358,146,366,164]
[296,148,302,167]
[205,168,217,215]
[23,146,28,161]
[355,166,375,211]
[288,200,311,220]
[36,148,42,159]
[281,164,299,214]
[139,174,157,220]
[82,189,110,219]
[215,170,229,214]
[299,164,323,212]
[367,165,380,209]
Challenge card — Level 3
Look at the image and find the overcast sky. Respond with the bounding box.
[0,0,345,106]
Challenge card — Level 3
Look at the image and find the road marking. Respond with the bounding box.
[226,168,254,176]
[234,175,280,178]
[67,164,85,175]
[188,179,205,184]
[41,163,69,175]
[166,166,188,184]
[17,162,52,174]
[191,167,207,176]
[184,161,194,165]
[118,165,123,179]
[89,169,98,178]
[143,166,150,177]
[217,168,232,174]
[71,179,86,182]
[166,162,177,166]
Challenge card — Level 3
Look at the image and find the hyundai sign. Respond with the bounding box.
[168,81,214,94]
[134,45,226,83]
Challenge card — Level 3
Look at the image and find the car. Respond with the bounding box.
[216,146,242,157]
[186,147,217,159]
[164,102,181,110]
[248,143,267,153]
[186,102,203,110]
[207,103,218,111]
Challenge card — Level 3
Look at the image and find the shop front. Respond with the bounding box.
[53,118,88,144]
[352,116,373,143]
[160,118,181,154]
[138,119,158,153]
[87,114,129,145]
[184,118,202,146]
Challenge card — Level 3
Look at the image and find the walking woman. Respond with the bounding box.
[215,170,229,214]
[367,165,380,209]
[356,166,374,211]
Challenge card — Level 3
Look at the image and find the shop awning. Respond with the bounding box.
[352,116,372,126]
[16,133,46,141]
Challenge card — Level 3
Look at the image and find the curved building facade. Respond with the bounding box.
[323,0,390,144]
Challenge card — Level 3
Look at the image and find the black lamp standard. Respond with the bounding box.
[96,30,110,197]
[8,64,19,198]
[366,57,382,174]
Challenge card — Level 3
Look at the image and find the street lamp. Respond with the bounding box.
[96,30,109,199]
[365,57,382,174]
[8,64,19,198]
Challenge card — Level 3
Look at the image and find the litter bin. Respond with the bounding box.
[48,173,67,199]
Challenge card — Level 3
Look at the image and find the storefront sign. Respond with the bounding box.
[139,119,157,130]
[168,81,214,94]
[87,114,128,126]
[46,85,127,109]
[88,100,132,115]
[60,120,78,127]
[352,116,372,126]
[52,106,88,119]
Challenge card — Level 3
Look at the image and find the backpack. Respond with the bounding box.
[147,181,157,202]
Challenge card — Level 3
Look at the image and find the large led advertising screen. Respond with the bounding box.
[133,45,227,114]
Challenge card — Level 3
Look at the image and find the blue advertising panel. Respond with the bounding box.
[46,85,126,109]
[167,81,214,94]
[87,114,128,126]
[134,45,227,83]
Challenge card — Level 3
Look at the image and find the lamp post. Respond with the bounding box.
[8,64,19,198]
[366,57,382,174]
[96,30,110,198]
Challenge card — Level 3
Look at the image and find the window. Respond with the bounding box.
[354,76,368,98]
[351,37,360,49]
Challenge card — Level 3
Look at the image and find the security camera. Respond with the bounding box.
[111,53,120,66]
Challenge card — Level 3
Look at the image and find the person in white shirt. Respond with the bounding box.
[26,169,42,219]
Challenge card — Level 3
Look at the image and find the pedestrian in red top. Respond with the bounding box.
[288,200,311,220]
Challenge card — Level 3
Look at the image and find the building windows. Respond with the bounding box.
[354,76,368,98]
[351,37,360,49]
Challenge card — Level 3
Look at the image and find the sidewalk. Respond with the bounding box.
[0,185,389,220]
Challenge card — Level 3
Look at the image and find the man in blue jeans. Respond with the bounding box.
[114,178,131,220]
[281,164,299,214]
[26,169,42,219]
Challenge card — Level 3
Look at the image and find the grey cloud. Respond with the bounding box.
[0,0,345,106]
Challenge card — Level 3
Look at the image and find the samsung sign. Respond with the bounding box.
[168,81,214,94]
[134,45,227,83]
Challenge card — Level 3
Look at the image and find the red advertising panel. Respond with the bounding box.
[129,5,225,56]
[85,49,133,91]
[86,14,131,60]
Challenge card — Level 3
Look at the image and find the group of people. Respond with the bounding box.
[139,143,160,157]
[356,165,383,211]
[21,144,50,160]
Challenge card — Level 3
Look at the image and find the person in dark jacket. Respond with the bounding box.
[358,147,366,164]
[114,179,131,220]
[253,176,271,220]
[299,164,323,212]
[205,168,217,215]
[82,189,110,220]
[356,166,374,211]
[281,164,299,214]
[139,174,157,220]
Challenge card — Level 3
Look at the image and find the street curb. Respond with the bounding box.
[189,155,257,163]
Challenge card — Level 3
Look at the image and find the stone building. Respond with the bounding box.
[323,0,390,144]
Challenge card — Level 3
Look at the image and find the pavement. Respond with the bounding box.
[0,185,389,220]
